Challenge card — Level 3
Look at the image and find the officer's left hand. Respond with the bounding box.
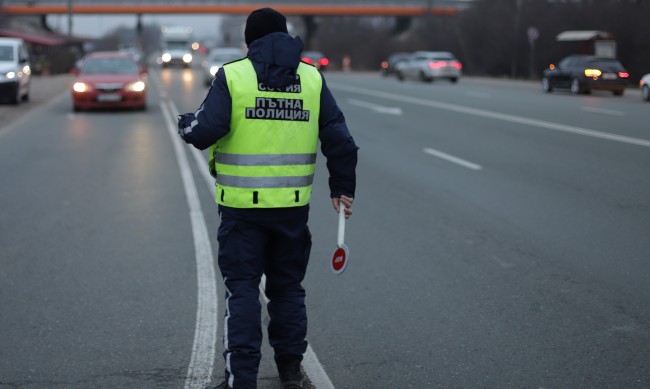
[332,195,353,219]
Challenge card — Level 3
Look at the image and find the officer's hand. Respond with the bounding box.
[177,113,196,143]
[332,195,353,219]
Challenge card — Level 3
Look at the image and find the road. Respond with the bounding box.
[1,69,649,388]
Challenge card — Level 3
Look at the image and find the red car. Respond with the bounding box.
[71,51,148,111]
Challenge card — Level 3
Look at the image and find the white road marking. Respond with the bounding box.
[259,276,334,389]
[423,147,483,170]
[580,106,625,116]
[329,83,650,148]
[166,95,336,388]
[160,99,218,389]
[348,98,403,115]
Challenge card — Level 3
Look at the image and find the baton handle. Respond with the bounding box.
[337,204,346,246]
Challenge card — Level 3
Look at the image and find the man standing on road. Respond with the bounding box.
[177,7,358,389]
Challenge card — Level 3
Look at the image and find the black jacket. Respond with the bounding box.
[178,32,358,200]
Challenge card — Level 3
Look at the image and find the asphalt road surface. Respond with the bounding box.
[1,69,649,388]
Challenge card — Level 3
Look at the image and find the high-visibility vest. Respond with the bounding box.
[212,58,322,208]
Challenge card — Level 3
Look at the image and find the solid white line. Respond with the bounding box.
[347,98,403,115]
[160,100,219,389]
[423,147,483,170]
[168,101,217,198]
[329,83,650,148]
[580,106,625,116]
[258,276,334,389]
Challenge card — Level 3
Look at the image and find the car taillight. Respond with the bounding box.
[450,61,462,69]
[381,61,388,69]
[618,72,629,78]
[319,58,329,67]
[584,68,602,77]
[428,61,447,69]
[301,57,313,64]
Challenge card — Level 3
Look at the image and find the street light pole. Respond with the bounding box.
[67,0,73,35]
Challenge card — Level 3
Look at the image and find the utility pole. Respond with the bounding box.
[67,0,73,35]
[511,0,522,78]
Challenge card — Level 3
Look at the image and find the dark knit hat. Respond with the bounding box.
[244,7,288,46]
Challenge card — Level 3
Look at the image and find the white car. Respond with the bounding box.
[395,51,462,83]
[202,47,244,86]
[0,37,31,104]
[640,73,650,101]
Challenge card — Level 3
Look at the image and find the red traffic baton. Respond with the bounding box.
[330,205,349,275]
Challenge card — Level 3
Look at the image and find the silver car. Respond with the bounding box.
[202,47,244,86]
[0,37,31,104]
[640,73,650,102]
[395,51,462,83]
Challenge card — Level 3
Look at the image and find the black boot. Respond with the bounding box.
[275,354,304,389]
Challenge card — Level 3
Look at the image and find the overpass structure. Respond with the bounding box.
[0,0,473,16]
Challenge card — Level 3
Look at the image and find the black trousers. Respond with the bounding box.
[216,205,312,389]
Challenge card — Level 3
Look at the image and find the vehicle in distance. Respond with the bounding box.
[0,37,31,104]
[395,51,462,83]
[541,55,629,96]
[160,26,194,68]
[380,52,410,77]
[202,47,243,86]
[640,73,650,102]
[71,51,148,112]
[301,51,329,71]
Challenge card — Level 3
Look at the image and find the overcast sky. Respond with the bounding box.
[47,14,225,39]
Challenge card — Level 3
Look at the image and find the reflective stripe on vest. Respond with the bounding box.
[215,152,317,166]
[216,59,322,208]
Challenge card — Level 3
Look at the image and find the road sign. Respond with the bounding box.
[330,205,349,275]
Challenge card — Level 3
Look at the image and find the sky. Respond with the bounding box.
[47,14,225,39]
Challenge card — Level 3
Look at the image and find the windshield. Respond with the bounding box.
[588,59,625,71]
[81,58,139,75]
[164,41,190,51]
[210,53,241,63]
[0,45,14,61]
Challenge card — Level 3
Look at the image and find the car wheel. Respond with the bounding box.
[450,77,458,84]
[73,104,81,112]
[612,89,624,96]
[570,78,582,95]
[419,71,432,83]
[396,71,404,81]
[642,85,650,101]
[542,77,552,92]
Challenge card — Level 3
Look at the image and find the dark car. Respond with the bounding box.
[542,55,629,96]
[380,52,410,77]
[301,51,329,71]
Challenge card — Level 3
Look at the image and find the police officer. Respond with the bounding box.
[177,7,358,389]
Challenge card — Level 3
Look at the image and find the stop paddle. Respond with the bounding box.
[330,204,349,275]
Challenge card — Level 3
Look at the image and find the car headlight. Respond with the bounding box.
[73,82,91,92]
[209,65,220,76]
[4,71,16,79]
[162,53,172,62]
[183,54,193,63]
[125,81,146,92]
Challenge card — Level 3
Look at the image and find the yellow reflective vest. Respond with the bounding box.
[210,58,322,208]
